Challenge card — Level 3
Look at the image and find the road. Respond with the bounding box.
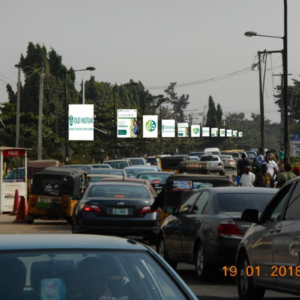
[0,214,296,299]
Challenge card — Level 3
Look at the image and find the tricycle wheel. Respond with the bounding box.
[26,215,34,224]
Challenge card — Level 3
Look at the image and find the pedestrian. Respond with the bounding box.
[254,163,272,188]
[279,147,284,168]
[240,166,255,187]
[264,154,278,187]
[237,153,250,178]
[276,164,296,188]
[252,158,261,175]
[255,151,263,164]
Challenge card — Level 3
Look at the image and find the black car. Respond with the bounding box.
[236,177,300,299]
[87,168,128,177]
[136,171,173,194]
[72,182,160,243]
[0,234,197,300]
[158,187,277,280]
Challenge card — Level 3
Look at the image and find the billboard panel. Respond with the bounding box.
[202,127,210,137]
[143,115,158,138]
[220,128,226,137]
[162,120,175,137]
[226,129,232,137]
[232,130,237,137]
[239,132,243,137]
[211,128,218,137]
[191,125,200,137]
[117,109,137,138]
[178,123,189,137]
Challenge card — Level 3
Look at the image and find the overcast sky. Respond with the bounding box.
[1,0,300,123]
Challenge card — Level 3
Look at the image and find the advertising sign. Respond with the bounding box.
[239,132,243,137]
[191,125,200,137]
[202,127,210,137]
[232,130,237,137]
[162,120,175,137]
[177,123,189,137]
[69,105,94,140]
[220,129,226,137]
[3,150,26,157]
[211,128,218,137]
[117,109,137,138]
[226,129,232,137]
[143,115,158,138]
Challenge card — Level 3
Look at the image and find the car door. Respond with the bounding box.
[250,183,294,286]
[180,190,210,261]
[164,192,201,260]
[273,181,300,292]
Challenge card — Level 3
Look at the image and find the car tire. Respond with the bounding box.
[237,253,265,300]
[195,243,213,280]
[26,214,34,224]
[157,235,177,270]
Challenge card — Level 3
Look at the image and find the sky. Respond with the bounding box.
[1,0,300,124]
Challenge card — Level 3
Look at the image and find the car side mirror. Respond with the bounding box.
[164,206,175,215]
[242,209,259,223]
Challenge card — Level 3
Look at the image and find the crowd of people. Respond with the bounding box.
[237,147,298,188]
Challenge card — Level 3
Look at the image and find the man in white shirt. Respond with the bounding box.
[240,166,255,187]
[265,155,278,178]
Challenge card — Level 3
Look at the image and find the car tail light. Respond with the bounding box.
[83,205,101,213]
[218,162,222,166]
[228,159,234,162]
[140,206,156,214]
[218,219,242,239]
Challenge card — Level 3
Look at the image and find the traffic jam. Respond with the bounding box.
[0,147,299,300]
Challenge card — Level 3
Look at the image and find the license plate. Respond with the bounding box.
[113,208,128,215]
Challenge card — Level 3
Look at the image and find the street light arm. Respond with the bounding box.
[244,31,283,39]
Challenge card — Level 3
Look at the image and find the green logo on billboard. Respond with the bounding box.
[146,120,156,132]
[221,130,225,135]
[69,115,74,126]
[192,127,199,134]
[162,125,165,130]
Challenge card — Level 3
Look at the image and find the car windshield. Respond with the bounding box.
[88,169,124,176]
[0,251,188,300]
[200,156,214,161]
[146,158,159,165]
[137,173,171,184]
[129,159,145,165]
[126,168,156,177]
[92,165,110,168]
[105,161,129,169]
[88,184,151,199]
[62,165,89,171]
[218,193,275,213]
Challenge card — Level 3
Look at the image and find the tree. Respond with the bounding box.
[205,96,217,127]
[216,103,223,127]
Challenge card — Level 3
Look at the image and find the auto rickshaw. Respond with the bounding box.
[159,173,235,227]
[26,167,87,224]
[178,160,210,174]
[161,156,188,173]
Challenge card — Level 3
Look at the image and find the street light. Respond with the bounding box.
[74,67,96,104]
[64,66,96,165]
[244,1,288,163]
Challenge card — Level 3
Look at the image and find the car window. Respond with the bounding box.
[264,183,293,222]
[192,191,209,214]
[200,156,213,161]
[283,182,300,220]
[178,192,200,215]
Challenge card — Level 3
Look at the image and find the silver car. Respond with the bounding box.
[199,155,225,173]
[220,155,237,170]
[124,165,161,178]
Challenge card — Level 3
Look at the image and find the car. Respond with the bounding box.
[87,168,128,177]
[61,164,93,171]
[220,154,237,170]
[158,187,277,280]
[103,159,132,169]
[124,165,161,178]
[90,164,112,169]
[72,181,160,244]
[199,155,225,173]
[204,147,221,156]
[189,152,205,159]
[223,152,241,163]
[236,177,300,299]
[126,157,147,165]
[188,156,200,161]
[136,171,173,194]
[0,234,197,300]
[87,174,123,185]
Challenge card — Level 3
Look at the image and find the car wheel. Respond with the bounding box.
[195,243,212,280]
[237,253,265,300]
[157,235,177,269]
[26,214,34,224]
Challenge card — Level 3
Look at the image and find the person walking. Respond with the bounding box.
[254,163,272,188]
[252,158,261,175]
[265,154,278,187]
[276,164,296,188]
[237,153,250,178]
[240,166,255,187]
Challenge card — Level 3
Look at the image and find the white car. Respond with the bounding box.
[199,155,225,173]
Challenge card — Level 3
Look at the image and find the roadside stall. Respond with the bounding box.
[0,147,30,213]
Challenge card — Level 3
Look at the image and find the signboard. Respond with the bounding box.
[162,120,175,137]
[290,141,300,157]
[239,132,243,137]
[117,109,137,138]
[211,128,218,137]
[3,150,26,157]
[226,129,232,137]
[2,182,27,212]
[191,125,200,137]
[69,104,94,141]
[220,129,226,137]
[202,127,210,137]
[232,130,237,137]
[143,115,158,138]
[177,123,189,137]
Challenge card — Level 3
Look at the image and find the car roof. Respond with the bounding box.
[0,235,146,251]
[87,174,123,178]
[34,167,86,176]
[89,181,145,187]
[100,178,150,184]
[208,187,278,194]
[168,174,233,181]
[125,165,157,169]
[137,171,171,175]
[104,159,130,162]
[126,157,145,160]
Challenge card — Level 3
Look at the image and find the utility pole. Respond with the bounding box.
[15,64,21,147]
[38,65,44,160]
[113,84,117,159]
[258,51,265,154]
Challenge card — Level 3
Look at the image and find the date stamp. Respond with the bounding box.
[223,266,300,277]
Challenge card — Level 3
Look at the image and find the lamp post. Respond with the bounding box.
[74,67,96,104]
[244,1,288,163]
[15,64,21,148]
[64,66,96,165]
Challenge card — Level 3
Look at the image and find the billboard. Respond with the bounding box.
[239,132,243,137]
[143,115,158,138]
[69,104,94,141]
[177,123,189,137]
[202,127,210,137]
[117,109,137,138]
[226,129,232,137]
[220,128,226,137]
[211,128,218,137]
[162,120,175,137]
[191,125,200,137]
[232,130,238,137]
